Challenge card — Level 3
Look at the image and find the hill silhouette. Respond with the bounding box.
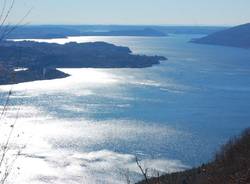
[192,23,250,48]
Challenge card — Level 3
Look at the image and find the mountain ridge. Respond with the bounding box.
[192,23,250,48]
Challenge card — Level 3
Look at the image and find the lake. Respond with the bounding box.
[1,35,250,184]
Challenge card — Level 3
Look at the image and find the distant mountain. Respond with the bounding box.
[192,23,250,48]
[5,25,225,39]
[6,26,166,39]
[6,26,82,39]
[80,28,167,37]
[157,26,226,35]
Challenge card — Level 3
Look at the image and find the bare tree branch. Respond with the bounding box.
[0,0,8,23]
[0,0,15,29]
[0,7,32,41]
[136,157,150,184]
[0,1,31,183]
[0,0,32,42]
[0,88,13,120]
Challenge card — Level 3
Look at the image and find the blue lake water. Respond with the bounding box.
[1,35,250,184]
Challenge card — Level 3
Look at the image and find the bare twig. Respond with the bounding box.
[124,169,131,184]
[0,105,20,167]
[0,88,13,120]
[0,0,15,29]
[0,0,32,42]
[0,0,8,23]
[0,7,32,41]
[156,172,161,184]
[0,1,30,183]
[136,157,150,184]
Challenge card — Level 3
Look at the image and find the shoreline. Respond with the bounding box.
[0,61,168,85]
[0,41,167,85]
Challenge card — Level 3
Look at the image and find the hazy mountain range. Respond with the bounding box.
[6,25,226,39]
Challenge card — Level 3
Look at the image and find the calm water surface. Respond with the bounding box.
[1,35,250,184]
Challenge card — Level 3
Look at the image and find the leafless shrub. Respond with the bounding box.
[0,1,31,181]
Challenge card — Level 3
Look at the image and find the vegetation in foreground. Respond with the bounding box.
[137,128,250,184]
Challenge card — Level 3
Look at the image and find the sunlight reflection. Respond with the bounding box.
[0,68,120,94]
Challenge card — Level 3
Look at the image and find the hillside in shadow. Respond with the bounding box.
[138,128,250,184]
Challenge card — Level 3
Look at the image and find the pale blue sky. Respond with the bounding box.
[8,0,250,25]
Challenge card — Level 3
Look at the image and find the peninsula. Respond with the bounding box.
[0,41,166,85]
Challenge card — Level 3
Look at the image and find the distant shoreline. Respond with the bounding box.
[5,25,226,39]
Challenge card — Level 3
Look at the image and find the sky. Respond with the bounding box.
[6,0,250,26]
